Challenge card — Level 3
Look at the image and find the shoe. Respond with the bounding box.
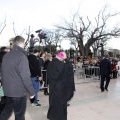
[31,103,37,107]
[101,89,104,92]
[105,88,108,91]
[40,89,44,92]
[36,102,41,106]
[31,102,41,107]
[44,92,49,95]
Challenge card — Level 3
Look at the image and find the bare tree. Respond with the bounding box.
[24,26,31,49]
[92,37,108,56]
[56,5,120,56]
[70,38,78,55]
[44,30,55,53]
[44,29,63,53]
[0,19,6,35]
[12,22,32,50]
[12,22,17,36]
[54,29,63,50]
[12,22,26,37]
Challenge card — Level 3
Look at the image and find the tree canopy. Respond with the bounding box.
[56,5,120,56]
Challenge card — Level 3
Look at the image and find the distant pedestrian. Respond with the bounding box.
[29,34,39,51]
[111,61,117,79]
[100,54,112,92]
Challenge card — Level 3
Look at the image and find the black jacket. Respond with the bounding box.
[0,51,7,83]
[100,58,111,75]
[0,51,7,64]
[47,58,75,120]
[38,57,44,68]
[28,54,41,77]
[64,58,75,101]
[2,45,34,97]
[42,60,50,82]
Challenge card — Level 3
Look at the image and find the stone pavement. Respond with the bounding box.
[9,77,120,120]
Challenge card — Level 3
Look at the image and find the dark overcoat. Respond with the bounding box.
[47,58,75,120]
[100,58,111,75]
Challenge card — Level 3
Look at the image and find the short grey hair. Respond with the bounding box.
[13,36,25,46]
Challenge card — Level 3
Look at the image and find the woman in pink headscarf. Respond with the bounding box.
[47,52,75,120]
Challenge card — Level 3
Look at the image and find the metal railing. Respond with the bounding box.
[74,65,100,83]
[40,69,48,89]
[41,65,100,87]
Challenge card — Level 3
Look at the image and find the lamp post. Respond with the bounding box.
[100,43,104,57]
[78,40,81,56]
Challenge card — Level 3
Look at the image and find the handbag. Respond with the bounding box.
[0,86,4,97]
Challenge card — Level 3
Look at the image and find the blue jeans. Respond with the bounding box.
[31,77,40,103]
[0,96,26,120]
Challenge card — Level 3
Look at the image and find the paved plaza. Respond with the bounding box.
[9,77,120,120]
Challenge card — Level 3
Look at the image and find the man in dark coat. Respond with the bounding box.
[47,52,75,120]
[64,58,75,102]
[0,36,35,120]
[0,36,34,120]
[100,54,112,92]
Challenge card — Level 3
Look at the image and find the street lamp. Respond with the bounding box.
[100,43,104,57]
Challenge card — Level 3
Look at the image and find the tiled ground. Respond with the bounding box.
[9,77,120,120]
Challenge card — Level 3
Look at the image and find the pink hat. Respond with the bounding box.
[56,52,64,58]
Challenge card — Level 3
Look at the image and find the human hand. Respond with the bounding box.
[30,95,35,99]
[38,77,42,81]
[30,95,35,103]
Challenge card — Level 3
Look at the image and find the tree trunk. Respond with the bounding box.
[75,48,78,56]
[49,44,51,53]
[93,48,97,57]
[79,45,88,57]
[81,47,85,57]
[84,46,89,57]
[78,38,92,57]
[101,46,104,57]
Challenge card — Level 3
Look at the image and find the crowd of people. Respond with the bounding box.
[0,35,120,120]
[70,55,120,79]
[0,36,75,120]
[70,55,120,92]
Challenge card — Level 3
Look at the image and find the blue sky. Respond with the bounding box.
[0,0,120,50]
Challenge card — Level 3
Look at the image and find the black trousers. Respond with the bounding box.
[0,96,26,120]
[112,70,117,78]
[43,71,49,94]
[100,75,110,91]
[44,82,48,94]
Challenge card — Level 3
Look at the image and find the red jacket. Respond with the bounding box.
[111,64,117,71]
